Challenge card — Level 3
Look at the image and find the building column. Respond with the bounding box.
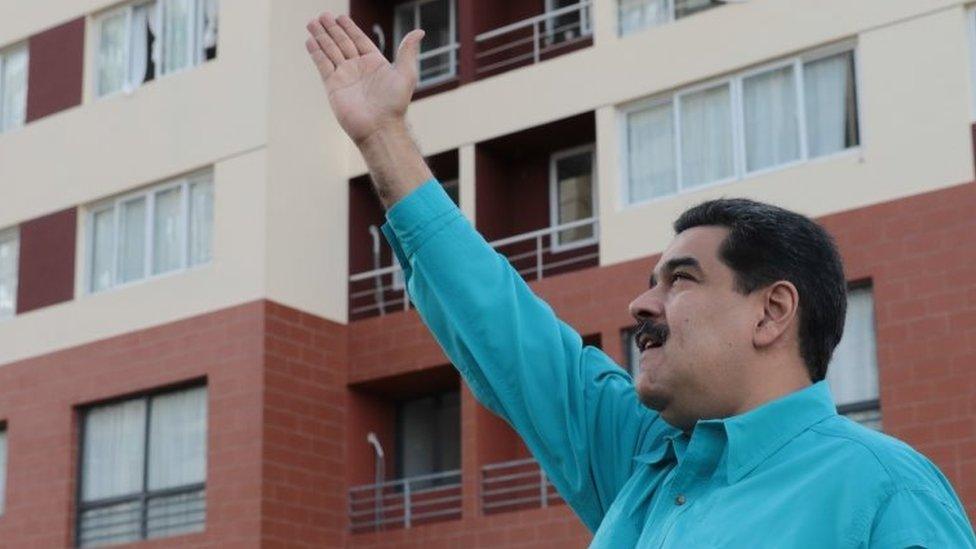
[591,0,619,47]
[595,105,619,266]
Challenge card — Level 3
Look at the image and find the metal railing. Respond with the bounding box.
[348,469,462,532]
[77,486,206,547]
[417,42,460,88]
[481,457,562,514]
[474,1,592,76]
[348,217,599,319]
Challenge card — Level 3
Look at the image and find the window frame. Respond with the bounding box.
[617,0,723,37]
[544,0,593,42]
[828,283,881,430]
[0,42,29,133]
[0,226,19,320]
[93,0,215,99]
[392,0,458,89]
[75,382,207,547]
[549,143,599,253]
[85,170,213,294]
[618,40,860,209]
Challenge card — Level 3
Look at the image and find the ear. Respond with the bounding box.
[753,281,799,349]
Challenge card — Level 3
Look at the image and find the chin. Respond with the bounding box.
[635,375,669,412]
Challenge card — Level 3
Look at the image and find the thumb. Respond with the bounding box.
[393,29,425,81]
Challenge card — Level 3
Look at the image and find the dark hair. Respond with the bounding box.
[673,198,847,382]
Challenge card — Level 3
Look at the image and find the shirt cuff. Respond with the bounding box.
[382,178,462,261]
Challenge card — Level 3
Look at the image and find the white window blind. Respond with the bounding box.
[623,46,859,204]
[0,43,28,133]
[88,171,214,293]
[394,0,456,87]
[96,0,218,97]
[79,386,207,546]
[0,228,18,319]
[826,287,881,430]
[550,146,596,250]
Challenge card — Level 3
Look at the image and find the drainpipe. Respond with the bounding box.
[366,432,385,531]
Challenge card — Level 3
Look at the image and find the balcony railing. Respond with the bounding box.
[481,457,563,514]
[348,469,462,533]
[417,42,460,88]
[348,217,599,319]
[474,1,592,76]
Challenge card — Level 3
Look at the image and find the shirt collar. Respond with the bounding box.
[633,381,837,483]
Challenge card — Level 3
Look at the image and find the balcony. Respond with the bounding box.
[349,0,594,99]
[481,458,564,515]
[348,469,463,533]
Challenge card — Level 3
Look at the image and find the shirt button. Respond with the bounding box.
[675,495,686,506]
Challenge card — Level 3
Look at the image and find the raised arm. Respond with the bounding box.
[304,13,671,529]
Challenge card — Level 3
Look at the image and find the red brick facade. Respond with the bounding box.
[0,181,973,547]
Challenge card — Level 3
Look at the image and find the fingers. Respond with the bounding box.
[305,37,333,78]
[319,12,359,60]
[337,14,380,56]
[307,16,346,69]
[393,29,425,82]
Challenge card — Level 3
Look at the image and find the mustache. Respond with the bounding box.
[634,319,669,349]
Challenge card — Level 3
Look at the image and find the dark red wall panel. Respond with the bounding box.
[16,208,76,314]
[26,18,85,123]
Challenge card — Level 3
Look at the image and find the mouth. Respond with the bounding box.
[634,321,668,353]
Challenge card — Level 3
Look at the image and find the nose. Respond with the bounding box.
[628,287,664,324]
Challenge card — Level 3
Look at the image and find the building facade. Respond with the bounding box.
[0,0,975,546]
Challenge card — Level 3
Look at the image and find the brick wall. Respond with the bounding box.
[345,181,976,546]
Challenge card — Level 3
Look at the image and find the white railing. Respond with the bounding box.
[417,42,460,88]
[481,457,562,514]
[348,217,599,319]
[348,469,462,532]
[474,1,592,75]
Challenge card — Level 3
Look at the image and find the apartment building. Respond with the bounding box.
[0,0,974,546]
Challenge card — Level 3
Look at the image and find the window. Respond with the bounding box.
[550,145,597,251]
[0,228,18,319]
[545,0,592,46]
[619,0,722,36]
[88,171,213,293]
[0,424,6,516]
[78,385,207,547]
[827,287,881,430]
[397,391,460,488]
[95,0,218,97]
[0,43,28,133]
[394,0,457,88]
[622,327,640,379]
[623,46,858,205]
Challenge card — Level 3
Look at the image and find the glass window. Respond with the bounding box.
[826,287,881,430]
[397,391,460,488]
[679,83,733,188]
[743,64,800,172]
[618,0,722,36]
[0,229,18,319]
[551,146,596,248]
[79,386,207,547]
[89,171,214,292]
[623,327,641,379]
[627,101,676,202]
[96,0,217,98]
[546,0,591,45]
[0,43,29,132]
[393,0,456,87]
[804,51,859,158]
[0,425,6,516]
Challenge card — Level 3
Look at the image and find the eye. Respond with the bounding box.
[671,272,693,284]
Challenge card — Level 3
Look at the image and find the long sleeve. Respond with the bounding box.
[867,488,976,548]
[381,180,670,530]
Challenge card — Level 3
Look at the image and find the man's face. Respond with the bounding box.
[628,226,762,430]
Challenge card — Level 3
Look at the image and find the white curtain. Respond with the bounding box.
[161,0,194,74]
[743,65,799,172]
[827,288,879,407]
[91,209,116,291]
[153,187,184,274]
[1,45,28,131]
[188,179,213,266]
[118,198,147,283]
[804,52,856,158]
[97,12,128,97]
[147,386,207,490]
[627,101,676,202]
[0,232,17,319]
[200,0,218,58]
[680,84,733,188]
[619,0,669,36]
[0,428,6,515]
[129,3,155,88]
[82,399,147,502]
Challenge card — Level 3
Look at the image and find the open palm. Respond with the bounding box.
[305,13,424,145]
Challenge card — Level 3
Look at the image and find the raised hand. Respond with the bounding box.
[305,12,425,146]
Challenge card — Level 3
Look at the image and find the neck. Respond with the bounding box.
[731,366,812,417]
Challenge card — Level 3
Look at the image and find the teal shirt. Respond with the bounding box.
[381,180,976,548]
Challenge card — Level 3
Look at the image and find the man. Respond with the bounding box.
[304,12,976,547]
